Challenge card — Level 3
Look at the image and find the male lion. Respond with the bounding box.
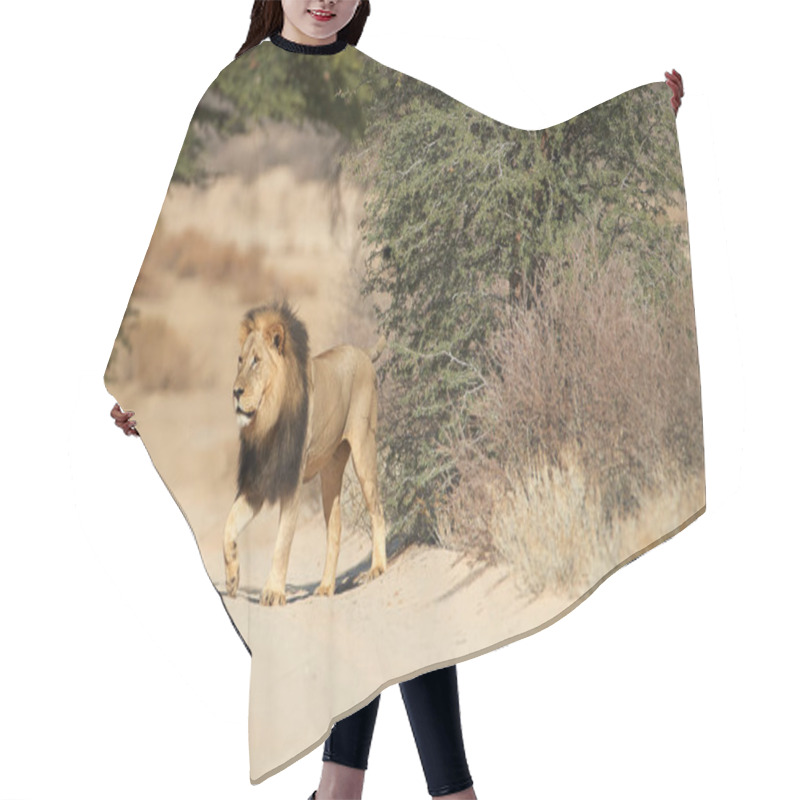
[223,300,388,606]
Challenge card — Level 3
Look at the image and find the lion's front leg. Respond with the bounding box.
[315,443,349,598]
[223,493,256,598]
[260,490,302,606]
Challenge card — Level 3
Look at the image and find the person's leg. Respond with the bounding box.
[315,693,381,800]
[399,664,477,799]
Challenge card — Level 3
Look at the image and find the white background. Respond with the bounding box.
[1,1,797,798]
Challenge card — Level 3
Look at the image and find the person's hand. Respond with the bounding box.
[665,68,684,116]
[111,402,139,437]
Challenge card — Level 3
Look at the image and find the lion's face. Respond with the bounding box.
[233,322,285,429]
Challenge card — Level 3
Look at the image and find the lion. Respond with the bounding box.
[222,299,388,606]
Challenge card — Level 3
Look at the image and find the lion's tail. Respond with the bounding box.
[368,333,387,362]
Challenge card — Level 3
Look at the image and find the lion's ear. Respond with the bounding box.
[266,322,285,355]
[238,319,253,348]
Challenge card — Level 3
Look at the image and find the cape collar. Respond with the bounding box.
[269,31,348,55]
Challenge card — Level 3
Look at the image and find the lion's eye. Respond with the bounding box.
[252,355,259,367]
[238,356,242,365]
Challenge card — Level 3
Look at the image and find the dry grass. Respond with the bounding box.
[437,442,703,597]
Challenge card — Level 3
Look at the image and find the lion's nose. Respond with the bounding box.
[233,387,244,400]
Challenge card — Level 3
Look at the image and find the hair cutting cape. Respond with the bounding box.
[105,37,705,785]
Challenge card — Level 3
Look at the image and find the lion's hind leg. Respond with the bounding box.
[349,424,387,586]
[314,440,351,598]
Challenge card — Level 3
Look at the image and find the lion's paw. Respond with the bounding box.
[260,586,286,606]
[226,566,240,598]
[313,582,335,598]
[354,564,385,586]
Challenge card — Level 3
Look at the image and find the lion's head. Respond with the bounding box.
[234,300,311,509]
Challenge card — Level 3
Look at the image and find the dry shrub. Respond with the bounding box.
[161,226,272,303]
[440,224,704,592]
[132,219,274,304]
[128,314,194,391]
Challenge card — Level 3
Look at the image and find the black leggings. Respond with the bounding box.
[323,664,474,797]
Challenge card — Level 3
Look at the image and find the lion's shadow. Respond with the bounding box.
[216,534,413,606]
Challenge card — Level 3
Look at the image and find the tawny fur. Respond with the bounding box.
[223,299,388,606]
